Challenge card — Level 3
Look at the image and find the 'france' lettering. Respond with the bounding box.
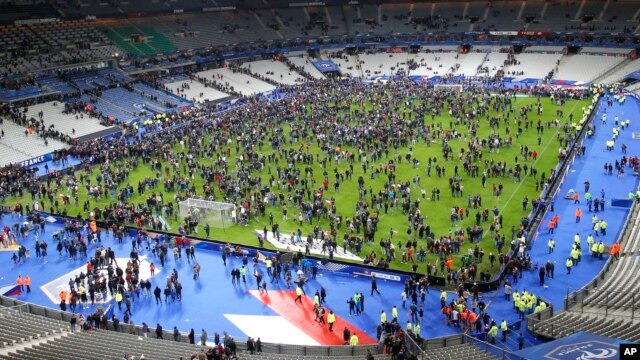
[19,156,45,167]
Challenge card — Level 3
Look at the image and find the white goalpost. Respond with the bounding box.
[178,199,237,229]
[433,84,464,94]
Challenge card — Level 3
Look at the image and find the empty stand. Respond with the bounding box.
[99,88,169,118]
[409,51,459,77]
[453,52,487,76]
[286,52,325,80]
[485,1,523,31]
[327,53,362,78]
[0,120,67,167]
[26,102,116,140]
[0,305,68,347]
[530,1,581,32]
[597,58,640,84]
[580,47,633,55]
[410,334,503,360]
[197,68,276,96]
[0,329,207,360]
[423,343,499,360]
[131,83,191,109]
[164,79,230,103]
[477,52,508,77]
[100,25,176,56]
[531,311,640,342]
[240,60,307,86]
[504,52,563,80]
[380,4,414,33]
[554,54,626,82]
[0,21,118,76]
[81,94,138,125]
[358,53,409,77]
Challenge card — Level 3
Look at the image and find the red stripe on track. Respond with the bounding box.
[249,289,377,345]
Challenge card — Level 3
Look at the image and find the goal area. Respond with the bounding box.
[434,84,463,94]
[178,199,237,229]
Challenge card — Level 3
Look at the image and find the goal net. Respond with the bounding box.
[178,199,237,229]
[434,84,463,94]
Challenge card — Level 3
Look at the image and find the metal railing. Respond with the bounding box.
[463,334,526,360]
[528,203,640,338]
[240,342,380,357]
[526,299,554,336]
[563,201,640,316]
[401,332,523,360]
[526,316,578,339]
[402,331,426,360]
[0,302,29,316]
[564,287,640,320]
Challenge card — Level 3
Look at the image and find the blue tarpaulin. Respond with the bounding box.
[312,60,340,73]
[624,69,640,81]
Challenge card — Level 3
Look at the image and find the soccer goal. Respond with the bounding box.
[434,84,463,94]
[178,199,237,229]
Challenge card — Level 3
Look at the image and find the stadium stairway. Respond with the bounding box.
[100,25,176,56]
[137,26,176,54]
[112,26,156,55]
[100,27,145,57]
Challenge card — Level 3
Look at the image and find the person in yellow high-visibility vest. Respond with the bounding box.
[571,247,579,266]
[115,292,123,310]
[517,299,526,320]
[600,220,607,235]
[406,321,412,332]
[349,333,359,346]
[295,286,303,303]
[534,304,542,313]
[380,310,387,324]
[488,323,498,344]
[327,310,336,332]
[597,241,605,260]
[501,320,508,342]
[265,258,272,277]
[391,305,398,321]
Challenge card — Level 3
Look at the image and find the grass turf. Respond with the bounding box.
[2,94,589,277]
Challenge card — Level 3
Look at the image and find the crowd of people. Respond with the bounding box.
[0,67,609,360]
[0,74,594,284]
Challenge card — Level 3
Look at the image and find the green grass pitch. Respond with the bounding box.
[3,93,589,276]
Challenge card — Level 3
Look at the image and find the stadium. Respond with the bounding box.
[0,0,639,359]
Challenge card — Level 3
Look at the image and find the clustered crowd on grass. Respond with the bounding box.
[1,77,590,280]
